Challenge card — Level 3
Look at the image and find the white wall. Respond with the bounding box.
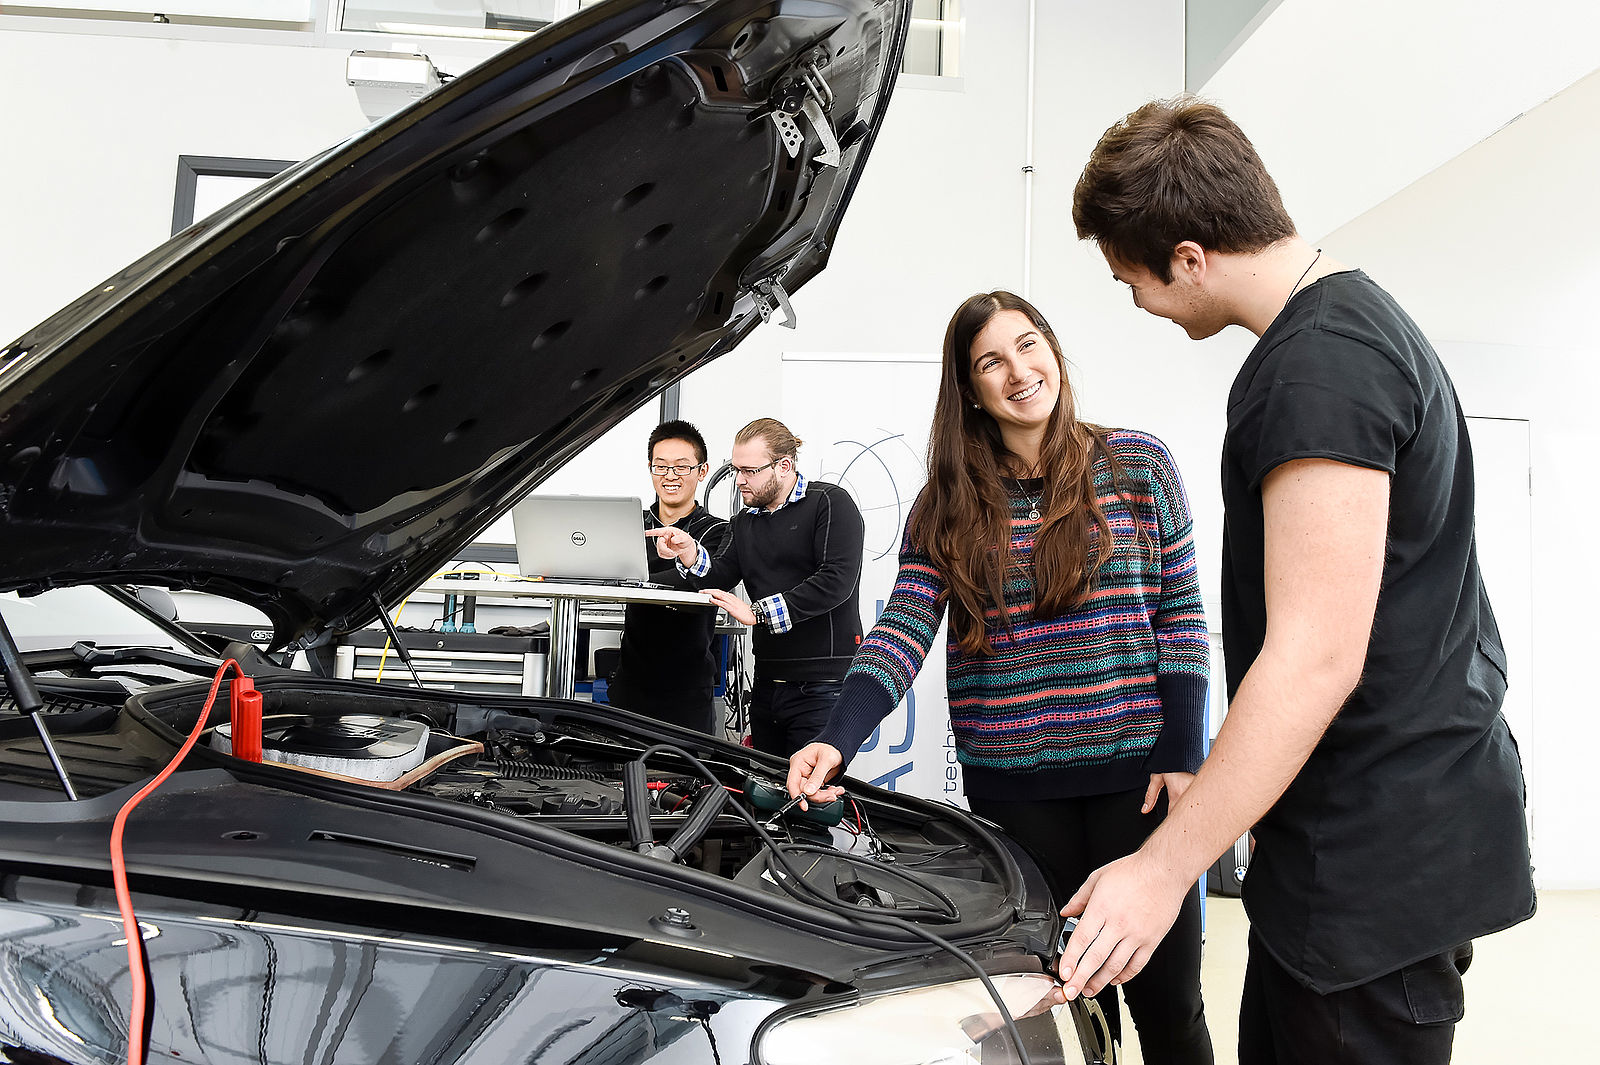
[1,33,362,339]
[681,0,1201,591]
[1199,0,1600,241]
[1316,68,1600,887]
[1177,3,1600,887]
[4,3,1595,884]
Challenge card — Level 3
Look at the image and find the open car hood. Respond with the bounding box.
[0,0,907,647]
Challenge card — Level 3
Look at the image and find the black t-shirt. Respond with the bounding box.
[612,504,731,709]
[1222,270,1534,992]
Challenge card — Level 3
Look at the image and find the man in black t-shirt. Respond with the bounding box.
[649,417,865,757]
[1054,98,1534,1065]
[608,420,731,735]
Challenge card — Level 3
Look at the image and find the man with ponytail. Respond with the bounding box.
[650,417,864,757]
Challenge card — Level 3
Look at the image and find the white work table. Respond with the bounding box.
[411,577,723,700]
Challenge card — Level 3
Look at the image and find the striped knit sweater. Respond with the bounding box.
[814,430,1209,801]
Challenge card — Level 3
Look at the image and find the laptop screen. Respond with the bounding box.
[511,495,651,583]
[508,495,652,582]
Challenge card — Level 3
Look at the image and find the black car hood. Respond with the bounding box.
[0,0,906,647]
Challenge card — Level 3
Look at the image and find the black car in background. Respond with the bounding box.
[0,1,1113,1062]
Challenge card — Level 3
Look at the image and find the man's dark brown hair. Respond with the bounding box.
[1073,96,1297,282]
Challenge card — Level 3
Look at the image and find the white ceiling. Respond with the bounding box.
[1199,0,1600,241]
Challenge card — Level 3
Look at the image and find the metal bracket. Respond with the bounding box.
[751,278,797,329]
[767,55,840,168]
[801,96,841,168]
[769,109,804,159]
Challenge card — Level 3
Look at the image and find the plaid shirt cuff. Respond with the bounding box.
[755,593,792,634]
[684,544,711,578]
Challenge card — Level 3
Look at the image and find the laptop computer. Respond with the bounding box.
[511,494,656,585]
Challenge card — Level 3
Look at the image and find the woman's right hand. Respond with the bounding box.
[787,742,846,808]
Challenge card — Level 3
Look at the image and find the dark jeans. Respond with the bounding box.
[749,676,841,757]
[968,789,1214,1065]
[606,674,718,736]
[1239,933,1472,1065]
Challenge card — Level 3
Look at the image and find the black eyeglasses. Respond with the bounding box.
[648,462,702,476]
[730,458,781,478]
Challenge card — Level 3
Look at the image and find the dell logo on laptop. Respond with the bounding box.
[571,531,587,546]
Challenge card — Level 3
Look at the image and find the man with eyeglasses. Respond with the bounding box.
[649,417,864,756]
[608,420,732,735]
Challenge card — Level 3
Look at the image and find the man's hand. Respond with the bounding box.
[644,526,699,566]
[787,742,847,808]
[1043,458,1391,1007]
[1052,851,1190,1001]
[704,588,757,626]
[1142,771,1195,813]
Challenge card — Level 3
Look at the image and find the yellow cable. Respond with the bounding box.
[373,567,522,683]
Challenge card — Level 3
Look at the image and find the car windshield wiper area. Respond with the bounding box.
[69,641,222,675]
[1,672,131,710]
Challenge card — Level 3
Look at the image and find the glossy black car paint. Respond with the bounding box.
[0,670,1106,1063]
[0,1,1114,1062]
[0,0,899,647]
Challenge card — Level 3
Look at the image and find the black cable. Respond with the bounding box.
[632,744,1035,1065]
[854,796,881,840]
[771,843,959,921]
[879,842,971,867]
[697,1017,723,1065]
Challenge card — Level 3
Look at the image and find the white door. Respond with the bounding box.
[1466,416,1534,857]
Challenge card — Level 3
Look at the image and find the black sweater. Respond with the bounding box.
[613,504,731,705]
[696,480,865,682]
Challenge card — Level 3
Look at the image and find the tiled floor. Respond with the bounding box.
[1116,890,1600,1064]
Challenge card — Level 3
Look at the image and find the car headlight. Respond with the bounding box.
[754,972,1115,1065]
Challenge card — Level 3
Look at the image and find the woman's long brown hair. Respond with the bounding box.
[910,291,1120,657]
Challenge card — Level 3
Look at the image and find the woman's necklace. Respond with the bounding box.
[1017,482,1043,522]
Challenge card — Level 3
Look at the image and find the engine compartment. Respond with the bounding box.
[1,667,1017,928]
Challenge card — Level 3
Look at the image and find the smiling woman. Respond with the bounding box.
[966,308,1062,455]
[790,289,1216,1063]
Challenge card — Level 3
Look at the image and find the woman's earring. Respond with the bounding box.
[971,402,981,409]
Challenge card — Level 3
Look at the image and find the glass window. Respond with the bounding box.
[2,1,313,28]
[339,0,587,41]
[903,0,960,78]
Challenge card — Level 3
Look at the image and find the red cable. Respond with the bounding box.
[109,657,242,1065]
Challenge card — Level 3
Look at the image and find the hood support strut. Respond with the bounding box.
[0,611,80,799]
[369,593,426,690]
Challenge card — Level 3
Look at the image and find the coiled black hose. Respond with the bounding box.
[495,758,611,783]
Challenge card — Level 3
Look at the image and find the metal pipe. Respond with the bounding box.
[1021,0,1038,297]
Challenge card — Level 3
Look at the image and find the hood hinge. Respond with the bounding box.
[768,52,840,169]
[751,277,797,329]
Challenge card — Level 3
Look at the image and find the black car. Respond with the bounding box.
[0,2,1113,1063]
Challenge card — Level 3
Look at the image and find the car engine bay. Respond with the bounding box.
[0,647,1018,929]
